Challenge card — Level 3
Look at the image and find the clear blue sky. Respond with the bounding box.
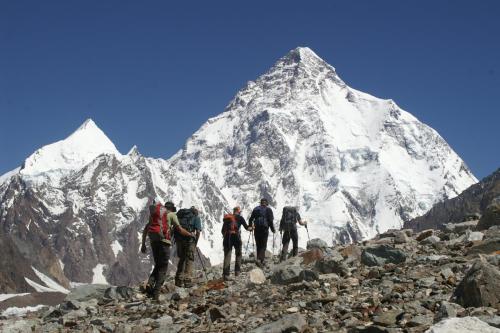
[1,0,499,179]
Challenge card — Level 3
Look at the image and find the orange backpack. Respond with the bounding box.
[223,214,238,235]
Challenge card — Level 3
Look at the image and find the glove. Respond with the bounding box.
[140,244,147,254]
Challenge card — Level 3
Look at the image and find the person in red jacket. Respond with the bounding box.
[141,201,194,301]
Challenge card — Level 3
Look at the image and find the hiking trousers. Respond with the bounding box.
[223,234,242,277]
[254,228,269,264]
[176,238,195,283]
[148,238,170,296]
[280,228,298,261]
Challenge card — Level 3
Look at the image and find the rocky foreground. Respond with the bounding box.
[1,221,499,332]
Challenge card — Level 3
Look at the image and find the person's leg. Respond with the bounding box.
[255,229,269,264]
[148,241,160,289]
[234,235,242,275]
[222,244,232,278]
[281,230,291,261]
[184,241,195,286]
[291,228,299,257]
[175,239,186,286]
[152,242,170,300]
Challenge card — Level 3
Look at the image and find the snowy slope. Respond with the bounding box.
[0,47,477,287]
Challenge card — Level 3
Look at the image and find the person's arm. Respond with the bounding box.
[239,215,251,231]
[248,209,256,228]
[141,217,151,253]
[297,212,307,226]
[268,208,275,233]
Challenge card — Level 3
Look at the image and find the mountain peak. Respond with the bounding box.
[20,119,120,176]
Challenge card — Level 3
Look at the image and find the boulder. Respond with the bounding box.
[464,230,484,242]
[64,284,108,302]
[416,229,434,241]
[444,221,479,234]
[103,286,135,301]
[467,238,500,256]
[372,308,404,326]
[426,316,499,333]
[299,248,324,265]
[248,268,266,285]
[477,199,500,231]
[421,235,441,245]
[315,257,349,276]
[454,256,500,310]
[394,230,411,244]
[271,265,318,285]
[249,313,307,333]
[307,238,328,250]
[361,245,406,267]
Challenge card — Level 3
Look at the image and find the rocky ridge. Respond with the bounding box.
[1,221,499,332]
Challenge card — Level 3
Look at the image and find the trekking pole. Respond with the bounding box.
[244,231,251,256]
[305,223,311,242]
[195,246,208,281]
[272,233,276,255]
[251,231,257,261]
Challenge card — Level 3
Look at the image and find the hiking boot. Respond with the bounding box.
[174,279,184,288]
[152,292,161,302]
[234,271,240,277]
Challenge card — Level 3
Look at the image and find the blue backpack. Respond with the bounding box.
[253,206,268,228]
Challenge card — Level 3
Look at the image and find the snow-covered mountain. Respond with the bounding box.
[0,47,477,292]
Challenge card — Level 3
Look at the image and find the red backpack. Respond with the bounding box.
[148,203,170,240]
[223,214,238,235]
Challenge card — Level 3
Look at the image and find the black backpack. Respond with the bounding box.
[281,206,298,231]
[175,208,195,240]
[253,206,268,228]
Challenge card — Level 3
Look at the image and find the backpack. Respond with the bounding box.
[253,206,268,228]
[175,208,195,240]
[223,214,238,236]
[281,206,298,231]
[148,203,170,240]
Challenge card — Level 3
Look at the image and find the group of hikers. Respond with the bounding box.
[140,198,307,300]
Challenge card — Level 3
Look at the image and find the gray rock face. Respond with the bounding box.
[478,198,500,231]
[454,257,500,310]
[361,245,407,266]
[406,168,500,232]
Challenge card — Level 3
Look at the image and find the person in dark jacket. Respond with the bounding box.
[175,206,203,287]
[222,206,252,280]
[279,206,307,261]
[248,198,275,267]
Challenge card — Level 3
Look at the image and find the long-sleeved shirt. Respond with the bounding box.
[221,214,250,235]
[248,205,275,233]
[279,210,302,231]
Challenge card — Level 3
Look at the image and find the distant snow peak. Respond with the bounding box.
[20,118,120,176]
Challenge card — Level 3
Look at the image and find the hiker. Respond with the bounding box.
[222,206,253,280]
[141,201,195,300]
[174,206,202,287]
[248,198,275,267]
[279,206,307,261]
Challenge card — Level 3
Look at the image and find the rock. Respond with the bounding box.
[464,230,484,242]
[435,301,464,322]
[478,199,500,231]
[475,315,500,329]
[59,300,81,311]
[394,230,411,244]
[407,314,434,327]
[467,238,500,256]
[315,257,349,276]
[286,307,299,313]
[207,306,225,322]
[307,238,328,250]
[341,244,362,262]
[171,288,189,301]
[299,248,324,265]
[444,221,479,234]
[103,286,135,301]
[454,256,500,310]
[421,235,441,245]
[425,316,499,333]
[271,265,318,284]
[416,230,434,241]
[372,309,404,326]
[249,313,307,333]
[65,284,109,302]
[153,315,173,331]
[248,268,266,285]
[361,245,406,267]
